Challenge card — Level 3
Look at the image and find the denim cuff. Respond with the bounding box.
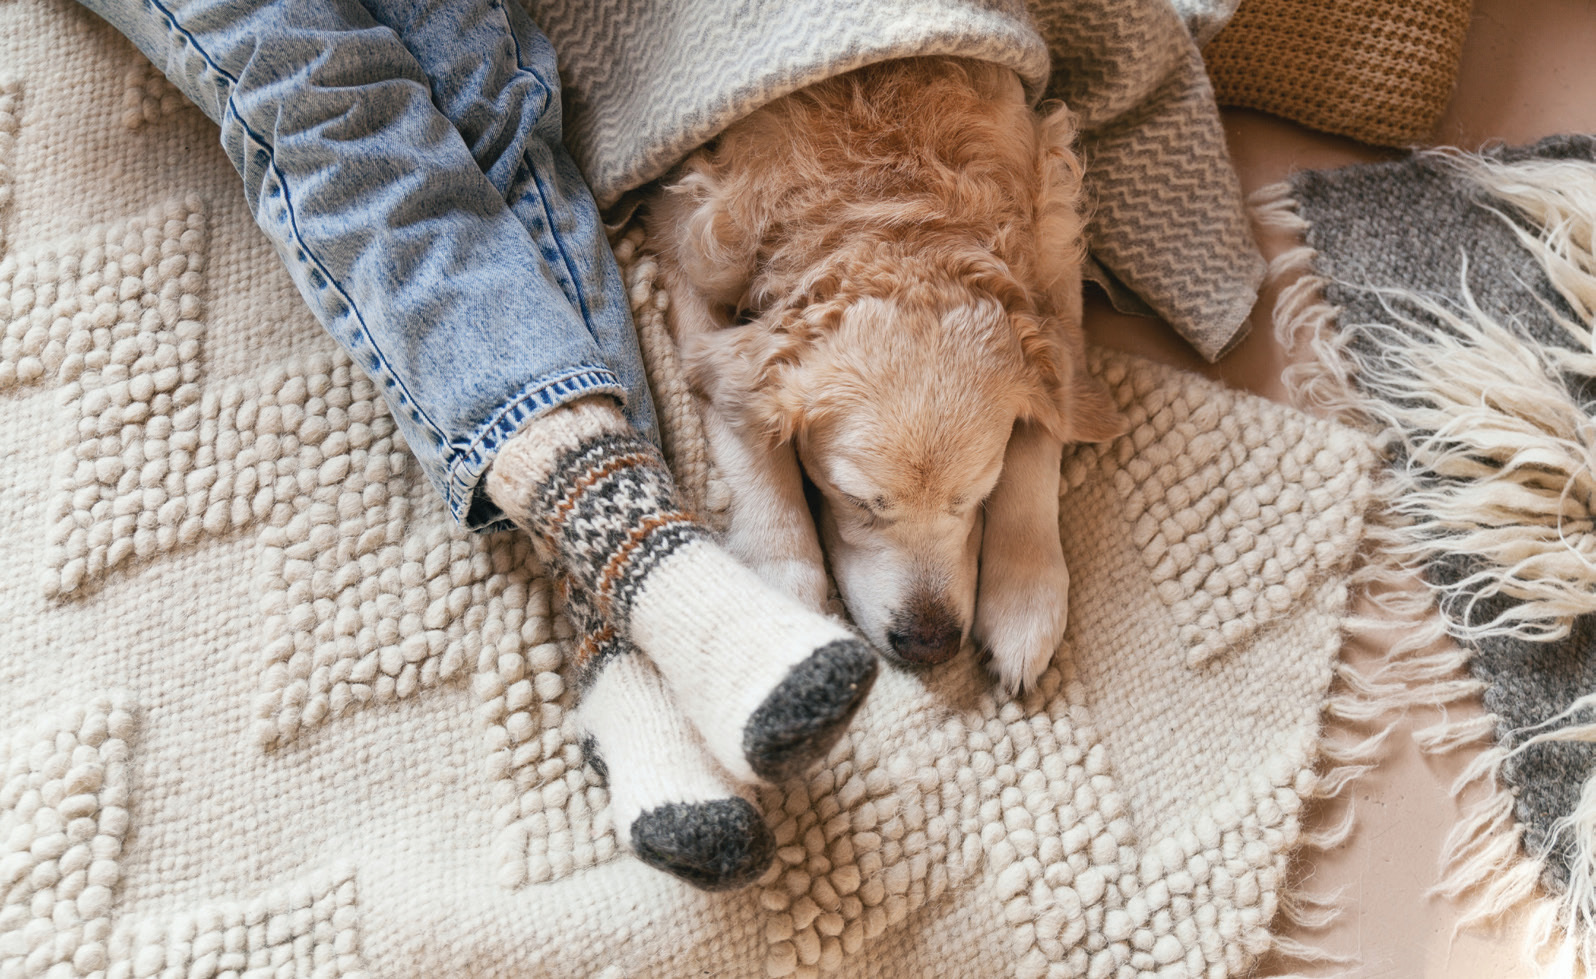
[448,364,628,530]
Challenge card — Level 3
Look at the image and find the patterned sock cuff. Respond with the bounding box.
[560,579,626,694]
[536,433,705,620]
[485,396,632,517]
[486,397,705,621]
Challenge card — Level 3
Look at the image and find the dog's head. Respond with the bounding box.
[671,59,1124,663]
[783,291,1058,663]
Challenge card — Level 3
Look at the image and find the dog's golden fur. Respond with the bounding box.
[645,57,1122,691]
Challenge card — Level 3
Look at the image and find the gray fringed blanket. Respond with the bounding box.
[1263,134,1596,971]
[528,0,1262,362]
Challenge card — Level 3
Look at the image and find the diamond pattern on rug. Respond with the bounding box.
[0,694,134,977]
[1063,352,1373,666]
[0,197,208,598]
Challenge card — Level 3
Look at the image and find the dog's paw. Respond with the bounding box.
[746,554,830,612]
[973,555,1069,696]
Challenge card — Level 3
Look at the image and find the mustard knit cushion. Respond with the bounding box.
[1203,0,1472,147]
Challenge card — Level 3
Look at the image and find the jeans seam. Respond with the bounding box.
[143,0,451,451]
[491,0,595,327]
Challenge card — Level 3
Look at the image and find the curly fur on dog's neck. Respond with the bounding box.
[688,58,1086,322]
[652,55,1118,449]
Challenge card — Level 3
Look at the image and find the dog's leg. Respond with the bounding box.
[973,420,1069,695]
[656,252,829,610]
[701,400,829,610]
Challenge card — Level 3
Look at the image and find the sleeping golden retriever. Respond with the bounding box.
[643,57,1124,693]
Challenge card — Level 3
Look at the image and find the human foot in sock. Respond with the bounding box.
[487,397,878,783]
[565,583,774,889]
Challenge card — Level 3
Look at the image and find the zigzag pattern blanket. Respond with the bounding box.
[530,0,1263,362]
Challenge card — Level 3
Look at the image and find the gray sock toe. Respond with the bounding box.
[743,638,879,782]
[630,798,775,891]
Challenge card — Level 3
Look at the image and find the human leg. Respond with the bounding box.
[352,0,658,462]
[77,0,878,791]
[348,0,879,784]
[75,0,640,527]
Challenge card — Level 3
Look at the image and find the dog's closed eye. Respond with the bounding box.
[842,493,895,527]
[843,493,884,512]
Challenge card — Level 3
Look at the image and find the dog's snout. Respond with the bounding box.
[886,596,963,665]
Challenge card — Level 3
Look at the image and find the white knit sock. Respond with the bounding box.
[570,597,772,889]
[486,397,878,784]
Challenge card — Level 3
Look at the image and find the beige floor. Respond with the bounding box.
[1078,2,1596,976]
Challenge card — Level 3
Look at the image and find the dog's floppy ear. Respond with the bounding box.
[686,299,844,448]
[665,154,759,307]
[1029,102,1089,319]
[1019,101,1126,445]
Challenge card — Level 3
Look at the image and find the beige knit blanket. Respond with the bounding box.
[2,3,1373,976]
[531,0,1266,362]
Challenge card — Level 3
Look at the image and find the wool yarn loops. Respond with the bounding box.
[0,3,1379,974]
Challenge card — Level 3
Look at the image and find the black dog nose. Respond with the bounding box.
[887,598,962,665]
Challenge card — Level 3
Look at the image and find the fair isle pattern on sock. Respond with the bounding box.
[534,431,706,624]
[559,576,621,695]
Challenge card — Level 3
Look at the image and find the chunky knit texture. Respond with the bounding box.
[2,3,1379,975]
[529,0,1265,363]
[562,582,775,890]
[1203,0,1472,148]
[485,398,879,785]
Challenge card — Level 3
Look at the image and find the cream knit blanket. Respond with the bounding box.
[530,0,1264,362]
[2,2,1370,976]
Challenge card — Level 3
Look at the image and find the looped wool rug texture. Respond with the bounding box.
[2,2,1378,976]
[1259,133,1596,974]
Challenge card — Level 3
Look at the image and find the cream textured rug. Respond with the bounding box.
[3,2,1376,976]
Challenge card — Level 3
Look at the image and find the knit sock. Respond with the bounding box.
[487,397,878,784]
[565,584,774,890]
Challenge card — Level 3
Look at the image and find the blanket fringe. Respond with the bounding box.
[1438,153,1596,331]
[1246,180,1400,978]
[1253,156,1596,977]
[1279,888,1346,930]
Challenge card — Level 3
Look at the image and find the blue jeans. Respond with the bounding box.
[77,0,658,529]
